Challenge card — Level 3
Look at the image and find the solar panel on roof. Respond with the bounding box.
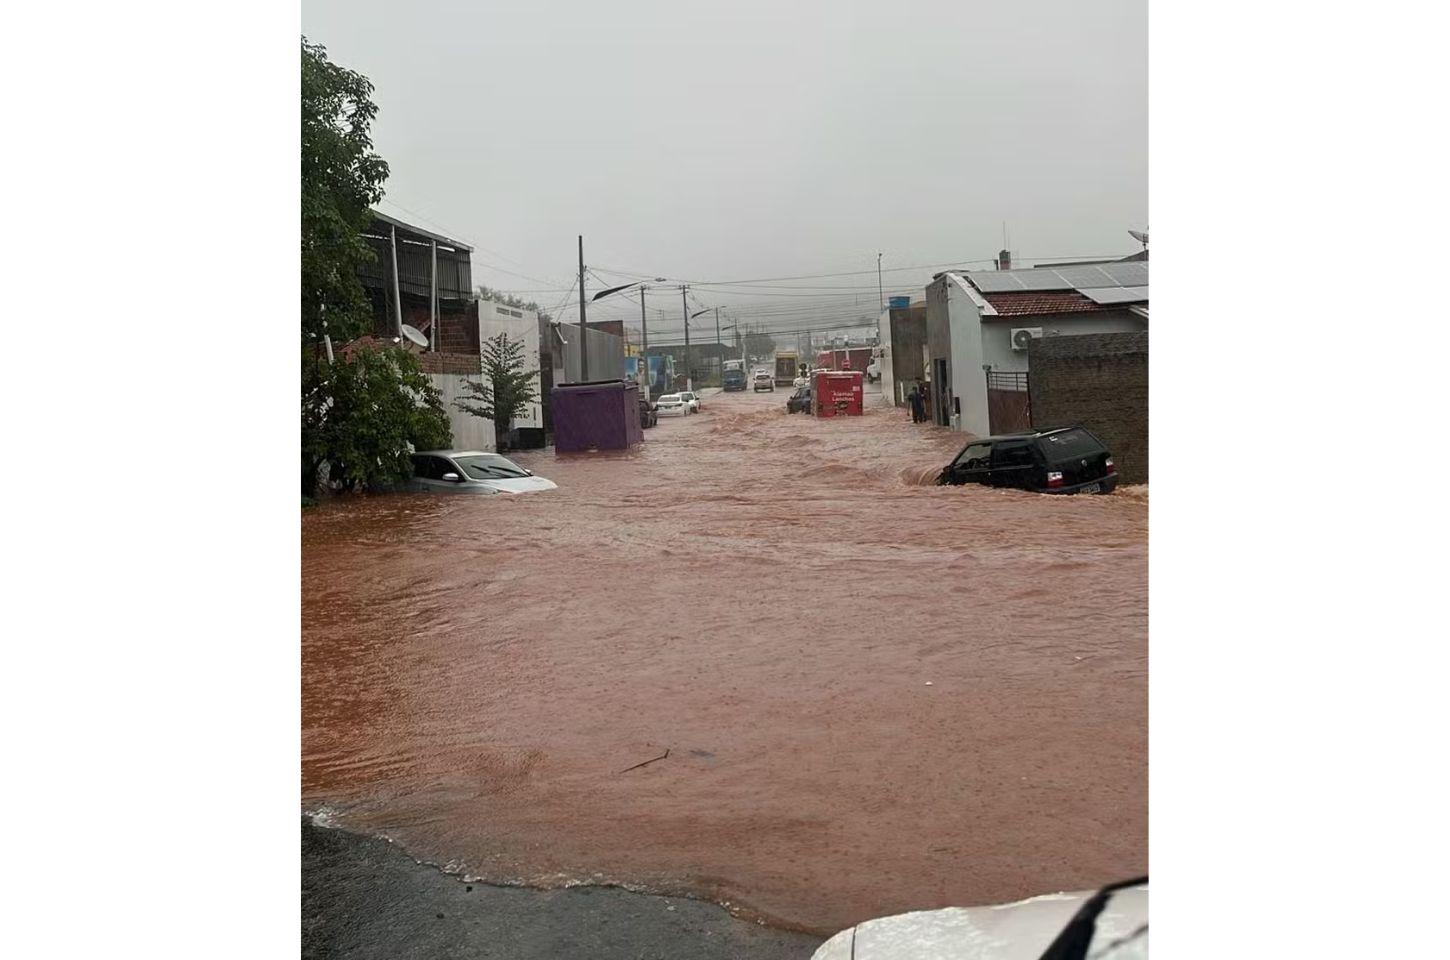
[1083,285,1149,305]
[1055,265,1118,288]
[1014,270,1074,291]
[964,271,1026,293]
[1101,262,1149,286]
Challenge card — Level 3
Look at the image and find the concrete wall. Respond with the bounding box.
[880,304,928,406]
[477,300,543,430]
[426,372,496,452]
[1028,331,1149,483]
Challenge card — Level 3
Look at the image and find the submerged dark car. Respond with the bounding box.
[786,386,811,413]
[937,425,1118,494]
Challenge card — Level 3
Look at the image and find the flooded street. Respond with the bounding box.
[302,387,1147,935]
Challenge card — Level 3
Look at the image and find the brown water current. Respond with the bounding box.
[301,386,1147,935]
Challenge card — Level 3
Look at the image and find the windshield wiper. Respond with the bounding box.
[1036,875,1147,960]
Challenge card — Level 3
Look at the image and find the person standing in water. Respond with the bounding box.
[908,385,925,423]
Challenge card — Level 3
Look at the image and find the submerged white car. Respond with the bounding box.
[656,393,690,416]
[811,878,1147,960]
[678,390,701,413]
[408,450,557,495]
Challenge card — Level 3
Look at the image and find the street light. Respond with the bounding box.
[593,278,668,392]
[687,305,711,391]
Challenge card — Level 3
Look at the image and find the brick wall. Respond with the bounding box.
[1028,331,1148,483]
[367,289,479,355]
[418,352,481,376]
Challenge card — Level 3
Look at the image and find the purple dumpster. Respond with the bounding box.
[550,379,643,452]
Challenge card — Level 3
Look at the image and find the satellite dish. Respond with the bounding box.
[401,324,429,349]
[1128,229,1149,247]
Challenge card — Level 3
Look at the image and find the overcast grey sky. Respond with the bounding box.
[302,0,1146,340]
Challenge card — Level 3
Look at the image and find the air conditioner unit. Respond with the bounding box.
[1010,327,1044,351]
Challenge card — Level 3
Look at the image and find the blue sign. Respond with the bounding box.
[888,296,910,309]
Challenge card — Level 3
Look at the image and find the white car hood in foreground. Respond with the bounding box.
[811,887,1147,960]
[477,476,557,494]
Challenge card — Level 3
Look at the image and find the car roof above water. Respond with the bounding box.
[968,426,1088,445]
[414,449,494,458]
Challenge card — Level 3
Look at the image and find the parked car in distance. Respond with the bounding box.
[639,396,657,429]
[678,390,701,413]
[937,425,1118,494]
[866,359,881,382]
[787,386,811,413]
[408,450,558,495]
[723,368,747,391]
[655,393,690,416]
[752,371,776,392]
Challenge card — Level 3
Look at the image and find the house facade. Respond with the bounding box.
[924,262,1148,436]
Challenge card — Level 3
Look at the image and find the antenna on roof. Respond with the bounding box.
[1128,229,1149,249]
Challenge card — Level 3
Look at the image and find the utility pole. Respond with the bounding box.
[577,235,588,382]
[681,285,691,391]
[714,308,721,384]
[877,251,884,349]
[639,286,649,356]
[429,240,438,351]
[389,224,403,341]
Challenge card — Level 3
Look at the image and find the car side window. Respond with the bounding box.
[415,456,452,480]
[955,442,992,470]
[992,442,1035,467]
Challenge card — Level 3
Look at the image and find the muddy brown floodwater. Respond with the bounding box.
[302,387,1147,936]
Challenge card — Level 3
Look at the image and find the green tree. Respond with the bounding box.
[454,332,540,449]
[744,330,777,362]
[301,38,451,495]
[302,345,452,494]
[302,36,389,346]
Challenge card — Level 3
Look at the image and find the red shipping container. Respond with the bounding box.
[812,370,863,417]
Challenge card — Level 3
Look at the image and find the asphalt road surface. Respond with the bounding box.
[302,817,823,960]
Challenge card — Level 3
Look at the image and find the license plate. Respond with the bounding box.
[1081,482,1102,493]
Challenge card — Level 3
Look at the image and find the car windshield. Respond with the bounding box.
[453,454,530,480]
[1038,428,1105,461]
[660,394,680,402]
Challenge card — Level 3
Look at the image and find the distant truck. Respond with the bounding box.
[723,365,747,391]
[774,351,799,386]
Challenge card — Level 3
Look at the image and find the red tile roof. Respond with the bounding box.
[981,291,1110,317]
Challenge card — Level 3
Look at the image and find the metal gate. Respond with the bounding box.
[986,371,1032,434]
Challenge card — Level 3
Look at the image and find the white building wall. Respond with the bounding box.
[943,276,990,436]
[427,372,496,452]
[878,307,897,405]
[477,301,543,430]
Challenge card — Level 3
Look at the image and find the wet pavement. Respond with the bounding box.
[302,817,822,960]
[302,385,1147,937]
